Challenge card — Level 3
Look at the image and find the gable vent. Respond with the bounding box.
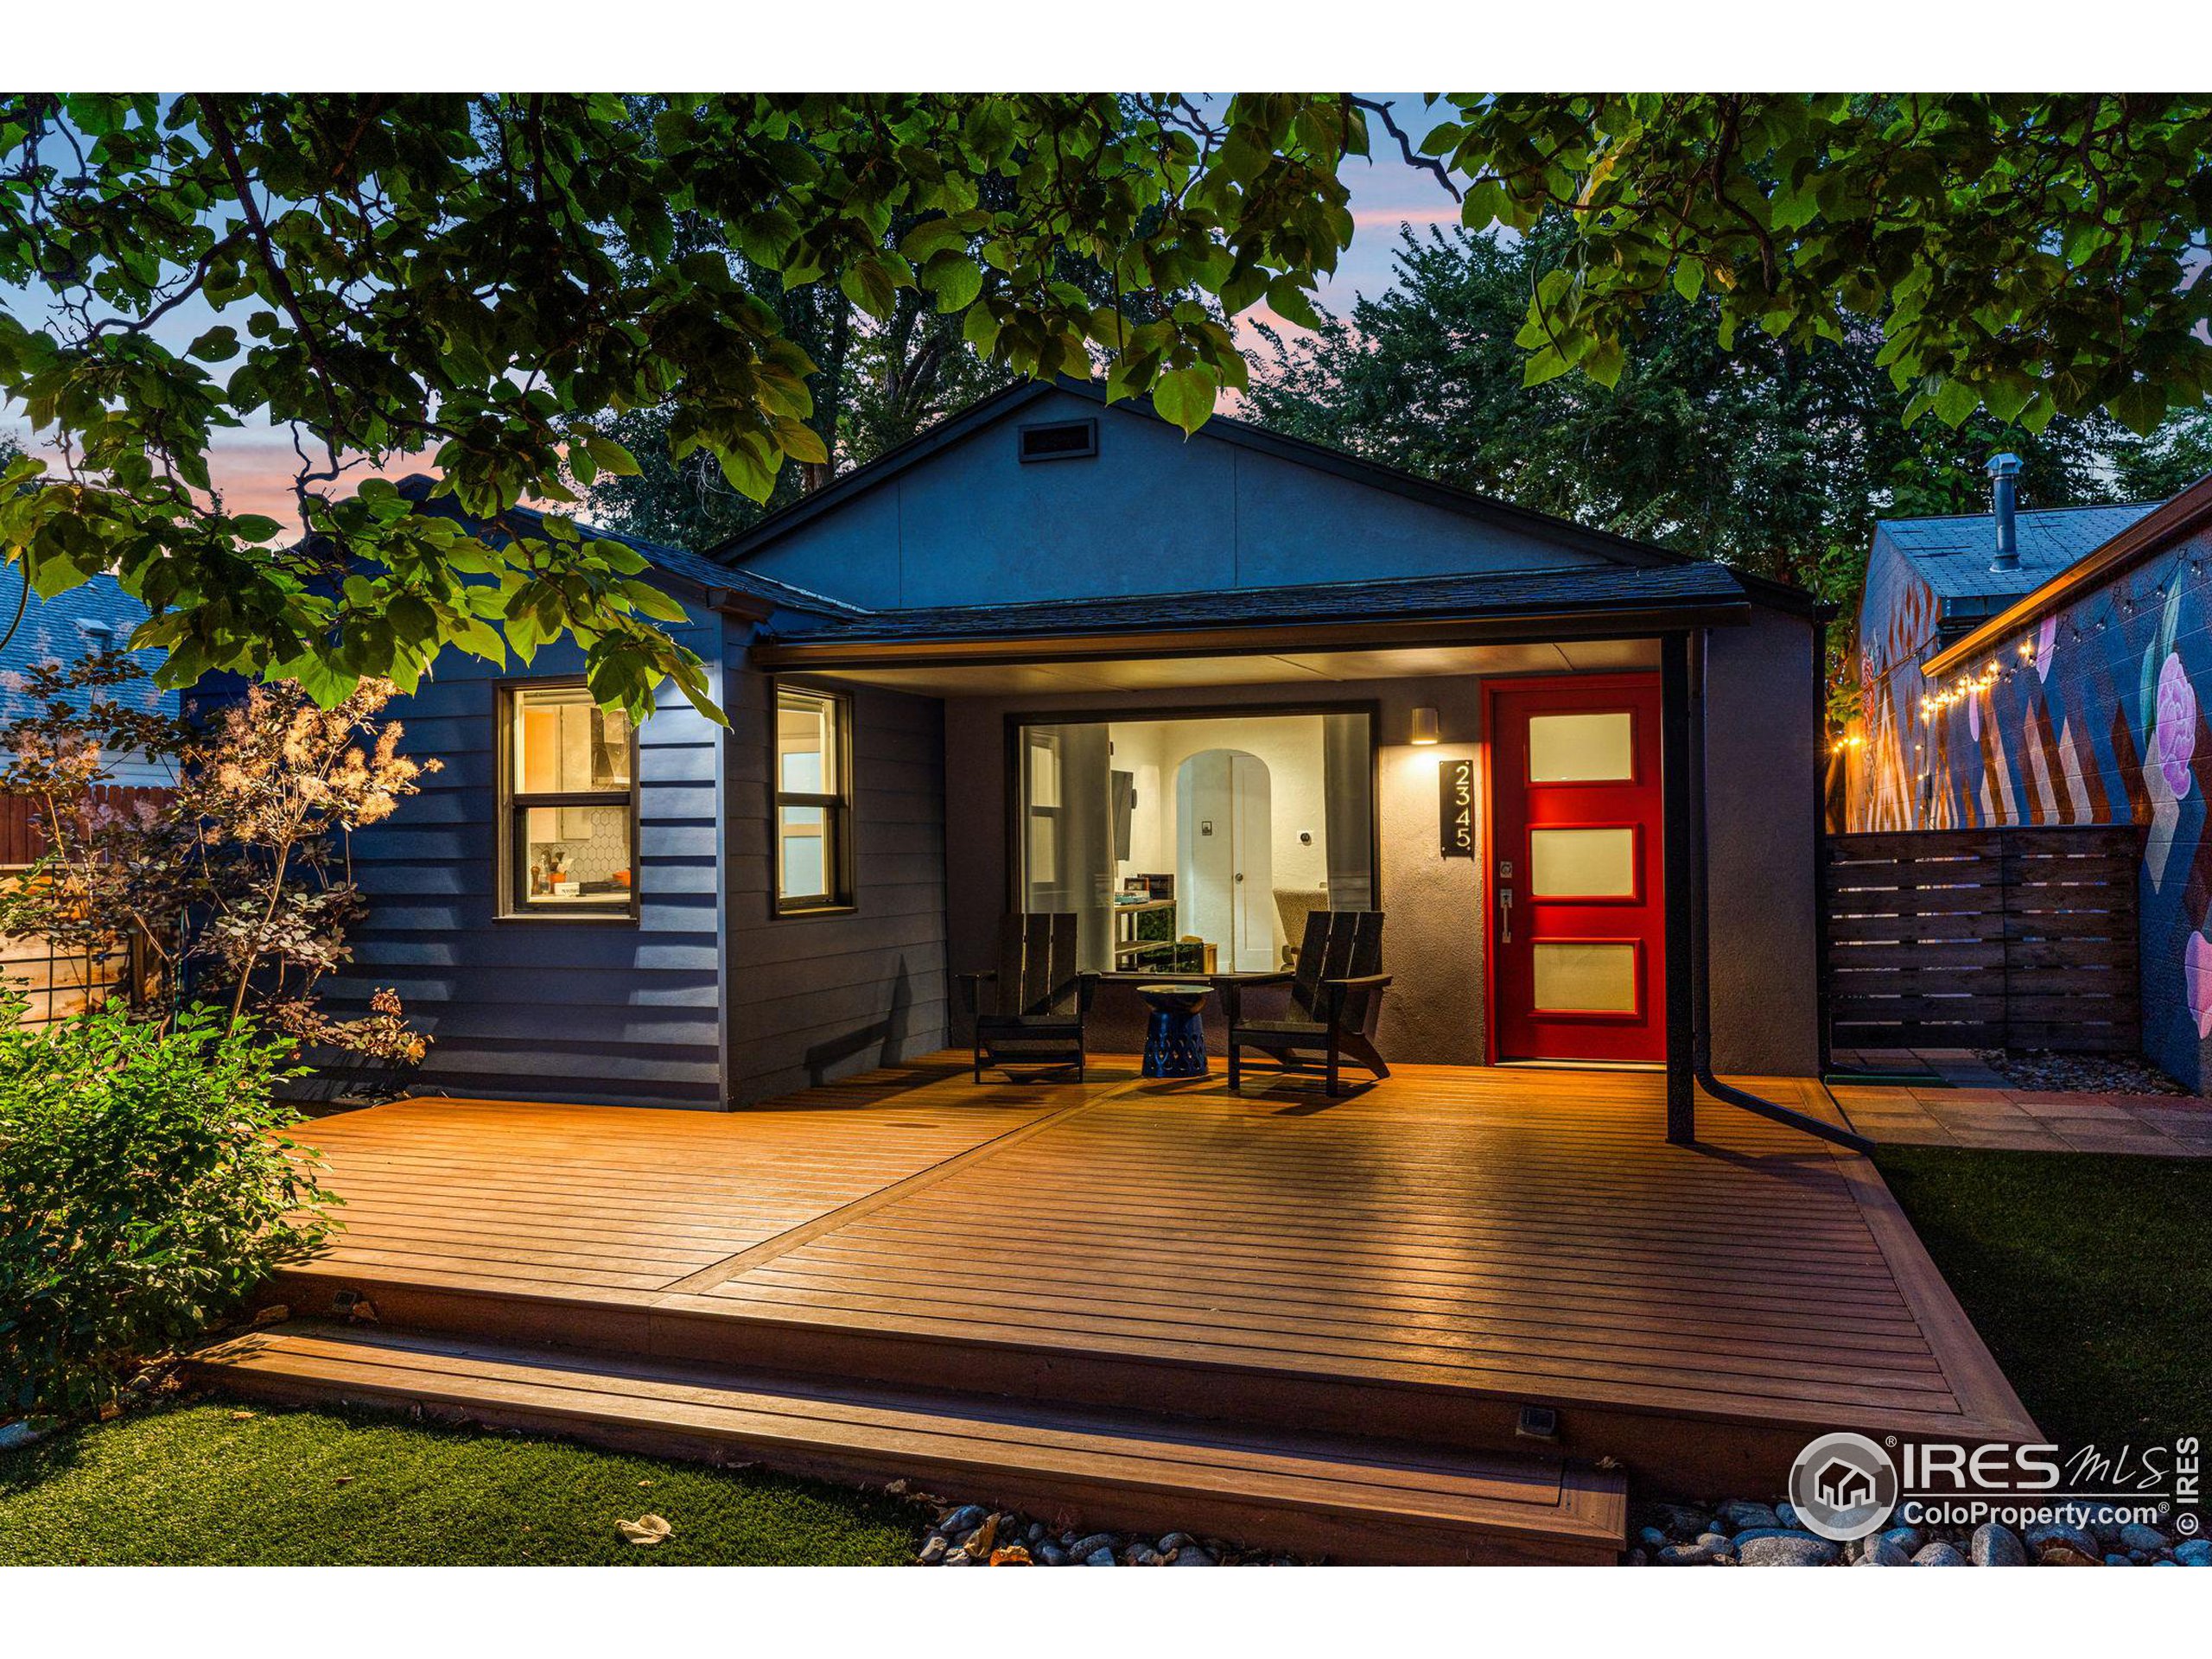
[1018,417,1097,463]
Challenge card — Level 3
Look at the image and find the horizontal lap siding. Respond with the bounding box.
[323,614,728,1108]
[725,653,949,1103]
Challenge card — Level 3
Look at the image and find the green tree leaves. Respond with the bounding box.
[1419,93,2212,438]
[1243,222,2151,619]
[0,93,1364,718]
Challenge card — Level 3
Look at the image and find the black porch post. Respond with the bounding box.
[1660,632,1697,1144]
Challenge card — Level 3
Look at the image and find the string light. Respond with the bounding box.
[1918,660,2003,718]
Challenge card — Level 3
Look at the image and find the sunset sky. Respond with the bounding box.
[0,96,1465,529]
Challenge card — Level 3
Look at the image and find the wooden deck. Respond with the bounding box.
[198,1056,2037,1560]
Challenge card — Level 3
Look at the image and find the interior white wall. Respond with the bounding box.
[1109,713,1330,961]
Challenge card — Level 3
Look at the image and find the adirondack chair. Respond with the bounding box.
[958,912,1098,1083]
[1223,910,1392,1096]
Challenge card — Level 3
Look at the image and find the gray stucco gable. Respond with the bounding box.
[717,383,1674,613]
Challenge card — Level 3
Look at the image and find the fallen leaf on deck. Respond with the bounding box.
[618,1514,673,1546]
[252,1305,289,1327]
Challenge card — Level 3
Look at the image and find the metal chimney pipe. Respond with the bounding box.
[1988,452,2022,573]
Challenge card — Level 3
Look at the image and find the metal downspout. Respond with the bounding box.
[1686,630,1872,1154]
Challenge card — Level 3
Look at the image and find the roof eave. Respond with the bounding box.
[1923,474,2212,679]
[749,597,1753,673]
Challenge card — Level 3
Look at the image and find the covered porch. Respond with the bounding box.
[756,573,1831,1130]
[200,1055,2036,1559]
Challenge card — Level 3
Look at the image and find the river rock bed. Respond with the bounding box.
[893,1481,2209,1566]
[1630,1496,2207,1566]
[1975,1047,2193,1096]
[893,1486,1303,1566]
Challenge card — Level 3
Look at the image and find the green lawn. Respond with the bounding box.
[1874,1145,2211,1447]
[0,1400,918,1566]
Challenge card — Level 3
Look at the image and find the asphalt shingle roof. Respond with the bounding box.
[763,562,1751,645]
[1878,502,2164,602]
[391,476,864,619]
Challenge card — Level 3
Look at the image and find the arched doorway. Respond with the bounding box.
[1175,749,1274,972]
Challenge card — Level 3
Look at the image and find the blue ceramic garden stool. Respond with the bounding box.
[1137,982,1211,1078]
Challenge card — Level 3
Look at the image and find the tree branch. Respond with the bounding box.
[1350,97,1462,204]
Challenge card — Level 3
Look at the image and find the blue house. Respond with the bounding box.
[330,378,1829,1107]
[0,571,178,785]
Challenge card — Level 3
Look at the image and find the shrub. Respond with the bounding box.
[0,653,437,1066]
[0,995,339,1417]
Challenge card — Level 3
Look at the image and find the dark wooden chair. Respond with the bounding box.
[958,912,1097,1083]
[1223,910,1392,1096]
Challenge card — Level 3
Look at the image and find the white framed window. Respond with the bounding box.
[498,682,638,918]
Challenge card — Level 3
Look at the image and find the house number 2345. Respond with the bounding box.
[1440,758,1475,858]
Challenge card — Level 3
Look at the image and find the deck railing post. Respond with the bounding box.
[1661,632,1697,1144]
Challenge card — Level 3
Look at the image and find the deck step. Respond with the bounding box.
[188,1321,1625,1565]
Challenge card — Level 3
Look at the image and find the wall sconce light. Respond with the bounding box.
[1409,706,1440,746]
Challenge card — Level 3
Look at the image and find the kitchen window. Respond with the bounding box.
[499,681,639,918]
[776,685,852,912]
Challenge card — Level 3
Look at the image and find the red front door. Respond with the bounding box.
[1489,676,1667,1063]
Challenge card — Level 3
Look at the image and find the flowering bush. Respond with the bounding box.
[0,994,337,1416]
[0,655,437,1063]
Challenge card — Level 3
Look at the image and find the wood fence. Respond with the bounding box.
[1822,826,2141,1053]
[0,927,130,1025]
[1,786,171,1026]
[0,786,170,865]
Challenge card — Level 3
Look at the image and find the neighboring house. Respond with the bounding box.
[0,570,177,786]
[1847,470,2212,1089]
[328,378,1829,1109]
[1844,464,2160,832]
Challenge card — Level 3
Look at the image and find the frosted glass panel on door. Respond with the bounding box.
[1530,827,1637,897]
[1531,941,1638,1013]
[1526,711,1633,782]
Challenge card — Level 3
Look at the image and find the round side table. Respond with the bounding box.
[1136,982,1211,1078]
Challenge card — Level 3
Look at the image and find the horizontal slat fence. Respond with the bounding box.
[1823,826,2141,1053]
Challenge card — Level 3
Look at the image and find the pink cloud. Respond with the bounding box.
[28,428,438,535]
[1350,206,1465,229]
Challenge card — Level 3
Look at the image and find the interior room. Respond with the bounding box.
[1017,709,1376,976]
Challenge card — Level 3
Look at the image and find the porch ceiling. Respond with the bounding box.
[786,637,1661,696]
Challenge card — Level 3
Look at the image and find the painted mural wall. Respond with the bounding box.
[1848,533,1949,833]
[1855,521,2212,1089]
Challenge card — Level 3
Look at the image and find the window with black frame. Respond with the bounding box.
[775,685,851,912]
[499,682,638,918]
